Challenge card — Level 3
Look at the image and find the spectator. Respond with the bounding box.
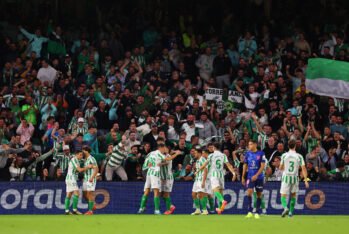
[37,59,57,87]
[327,161,349,181]
[197,112,217,140]
[16,119,34,145]
[1,2,349,185]
[268,156,282,181]
[195,47,214,82]
[238,31,257,60]
[175,164,194,181]
[306,146,321,173]
[307,162,319,182]
[21,96,39,126]
[18,26,48,58]
[213,47,232,88]
[143,124,159,151]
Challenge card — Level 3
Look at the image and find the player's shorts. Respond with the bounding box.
[210,177,224,190]
[82,181,96,191]
[254,179,266,192]
[144,175,161,191]
[246,178,264,192]
[192,179,210,193]
[65,180,78,193]
[280,182,299,194]
[161,179,174,193]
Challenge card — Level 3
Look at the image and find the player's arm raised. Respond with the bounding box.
[164,150,182,161]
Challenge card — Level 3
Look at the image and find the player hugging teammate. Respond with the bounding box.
[64,145,98,215]
[191,146,210,215]
[195,143,236,215]
[138,141,181,215]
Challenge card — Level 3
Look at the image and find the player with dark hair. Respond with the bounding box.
[196,142,236,214]
[280,139,309,217]
[242,140,266,219]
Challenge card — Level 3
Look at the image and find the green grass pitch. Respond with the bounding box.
[0,215,346,234]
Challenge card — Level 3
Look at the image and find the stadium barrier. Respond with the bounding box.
[0,182,348,214]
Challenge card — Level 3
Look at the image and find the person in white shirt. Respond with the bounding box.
[244,85,260,110]
[37,59,57,87]
[181,115,197,142]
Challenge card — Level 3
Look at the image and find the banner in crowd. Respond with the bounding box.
[0,182,348,215]
[225,90,244,112]
[204,88,224,113]
[228,91,243,104]
[306,58,349,99]
[205,88,223,101]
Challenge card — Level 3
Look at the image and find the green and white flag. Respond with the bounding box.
[306,58,349,99]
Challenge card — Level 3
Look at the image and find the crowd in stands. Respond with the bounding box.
[1,3,349,183]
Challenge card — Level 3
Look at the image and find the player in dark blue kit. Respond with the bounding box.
[242,140,266,219]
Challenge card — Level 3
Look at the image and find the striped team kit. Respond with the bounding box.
[65,156,80,193]
[160,155,174,193]
[192,156,211,194]
[207,151,228,190]
[280,151,305,194]
[82,155,98,191]
[143,150,165,191]
[105,144,128,181]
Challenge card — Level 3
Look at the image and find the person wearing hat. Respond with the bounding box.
[72,117,88,135]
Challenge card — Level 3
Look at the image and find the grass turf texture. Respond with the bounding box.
[0,215,346,234]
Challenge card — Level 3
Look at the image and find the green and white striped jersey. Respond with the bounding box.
[195,157,207,182]
[84,155,98,182]
[146,150,165,177]
[207,151,228,179]
[85,107,97,118]
[280,151,305,184]
[65,156,80,182]
[142,153,151,171]
[53,140,63,152]
[107,145,127,167]
[160,155,173,180]
[257,129,269,150]
[72,126,88,135]
[54,153,72,173]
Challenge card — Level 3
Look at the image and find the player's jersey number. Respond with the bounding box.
[288,161,295,172]
[216,159,222,169]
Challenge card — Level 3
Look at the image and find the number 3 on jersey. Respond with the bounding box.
[289,161,295,172]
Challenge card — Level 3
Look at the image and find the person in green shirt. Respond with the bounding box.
[77,48,90,74]
[104,130,121,146]
[327,160,349,181]
[21,96,39,126]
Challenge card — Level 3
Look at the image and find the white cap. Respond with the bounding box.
[78,117,85,123]
[63,145,70,150]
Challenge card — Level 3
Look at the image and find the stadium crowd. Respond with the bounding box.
[1,2,349,183]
